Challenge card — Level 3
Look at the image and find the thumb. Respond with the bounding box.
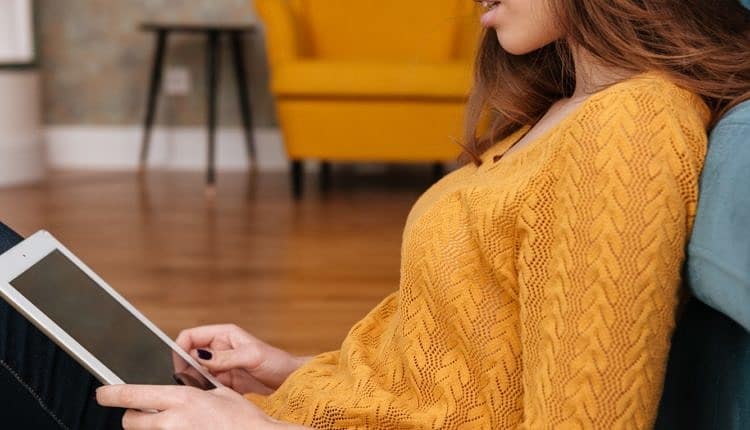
[193,346,262,373]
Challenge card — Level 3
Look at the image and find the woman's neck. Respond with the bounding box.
[569,44,634,100]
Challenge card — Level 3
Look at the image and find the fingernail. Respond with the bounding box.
[197,349,212,360]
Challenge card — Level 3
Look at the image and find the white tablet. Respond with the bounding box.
[0,230,221,390]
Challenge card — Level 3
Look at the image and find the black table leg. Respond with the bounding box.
[229,31,257,169]
[140,30,168,169]
[206,31,221,189]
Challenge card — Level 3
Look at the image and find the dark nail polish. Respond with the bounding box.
[197,349,212,360]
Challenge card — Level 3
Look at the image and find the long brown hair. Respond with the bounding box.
[462,0,750,165]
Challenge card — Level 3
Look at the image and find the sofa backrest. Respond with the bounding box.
[655,101,750,429]
[285,0,479,62]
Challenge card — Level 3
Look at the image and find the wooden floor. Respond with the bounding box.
[0,168,437,355]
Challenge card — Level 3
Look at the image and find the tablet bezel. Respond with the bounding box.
[0,230,222,389]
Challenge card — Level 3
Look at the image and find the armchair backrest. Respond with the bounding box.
[256,0,481,63]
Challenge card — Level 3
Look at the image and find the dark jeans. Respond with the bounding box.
[0,223,123,429]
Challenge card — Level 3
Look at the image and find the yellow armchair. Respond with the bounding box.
[254,0,481,196]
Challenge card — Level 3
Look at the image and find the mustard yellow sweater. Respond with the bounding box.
[248,73,710,429]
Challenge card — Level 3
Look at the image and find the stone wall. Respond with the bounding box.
[39,0,276,127]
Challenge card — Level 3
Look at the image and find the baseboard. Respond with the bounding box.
[44,125,289,172]
[0,134,45,186]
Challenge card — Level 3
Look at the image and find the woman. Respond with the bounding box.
[96,0,750,428]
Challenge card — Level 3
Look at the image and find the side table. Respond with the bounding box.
[139,21,258,190]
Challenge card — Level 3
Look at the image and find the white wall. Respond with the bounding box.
[0,0,34,64]
[0,71,44,186]
[45,126,289,172]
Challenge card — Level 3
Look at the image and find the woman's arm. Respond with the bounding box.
[96,385,314,429]
[516,86,707,428]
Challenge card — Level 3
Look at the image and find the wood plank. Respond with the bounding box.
[0,169,433,356]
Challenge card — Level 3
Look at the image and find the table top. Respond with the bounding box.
[140,21,257,33]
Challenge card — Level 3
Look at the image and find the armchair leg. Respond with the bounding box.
[320,161,332,192]
[291,160,304,199]
[432,162,445,182]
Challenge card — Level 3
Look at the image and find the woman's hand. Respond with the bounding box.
[96,385,310,429]
[175,324,312,394]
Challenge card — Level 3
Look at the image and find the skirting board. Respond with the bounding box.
[0,134,45,186]
[44,125,290,172]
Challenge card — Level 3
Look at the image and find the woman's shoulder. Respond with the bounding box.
[595,71,710,124]
[549,72,710,182]
[576,72,711,154]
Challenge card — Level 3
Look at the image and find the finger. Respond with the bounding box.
[175,324,237,352]
[96,385,194,411]
[214,371,235,387]
[231,377,275,396]
[214,370,274,395]
[193,345,261,373]
[121,409,161,430]
[209,386,239,398]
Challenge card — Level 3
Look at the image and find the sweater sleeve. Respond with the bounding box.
[515,88,707,429]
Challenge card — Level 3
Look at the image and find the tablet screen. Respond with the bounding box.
[10,249,215,389]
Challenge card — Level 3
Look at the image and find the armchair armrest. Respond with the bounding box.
[254,0,300,68]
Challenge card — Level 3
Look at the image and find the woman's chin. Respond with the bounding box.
[496,32,545,56]
[496,38,529,55]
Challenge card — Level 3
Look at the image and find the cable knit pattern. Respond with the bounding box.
[245,73,709,429]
